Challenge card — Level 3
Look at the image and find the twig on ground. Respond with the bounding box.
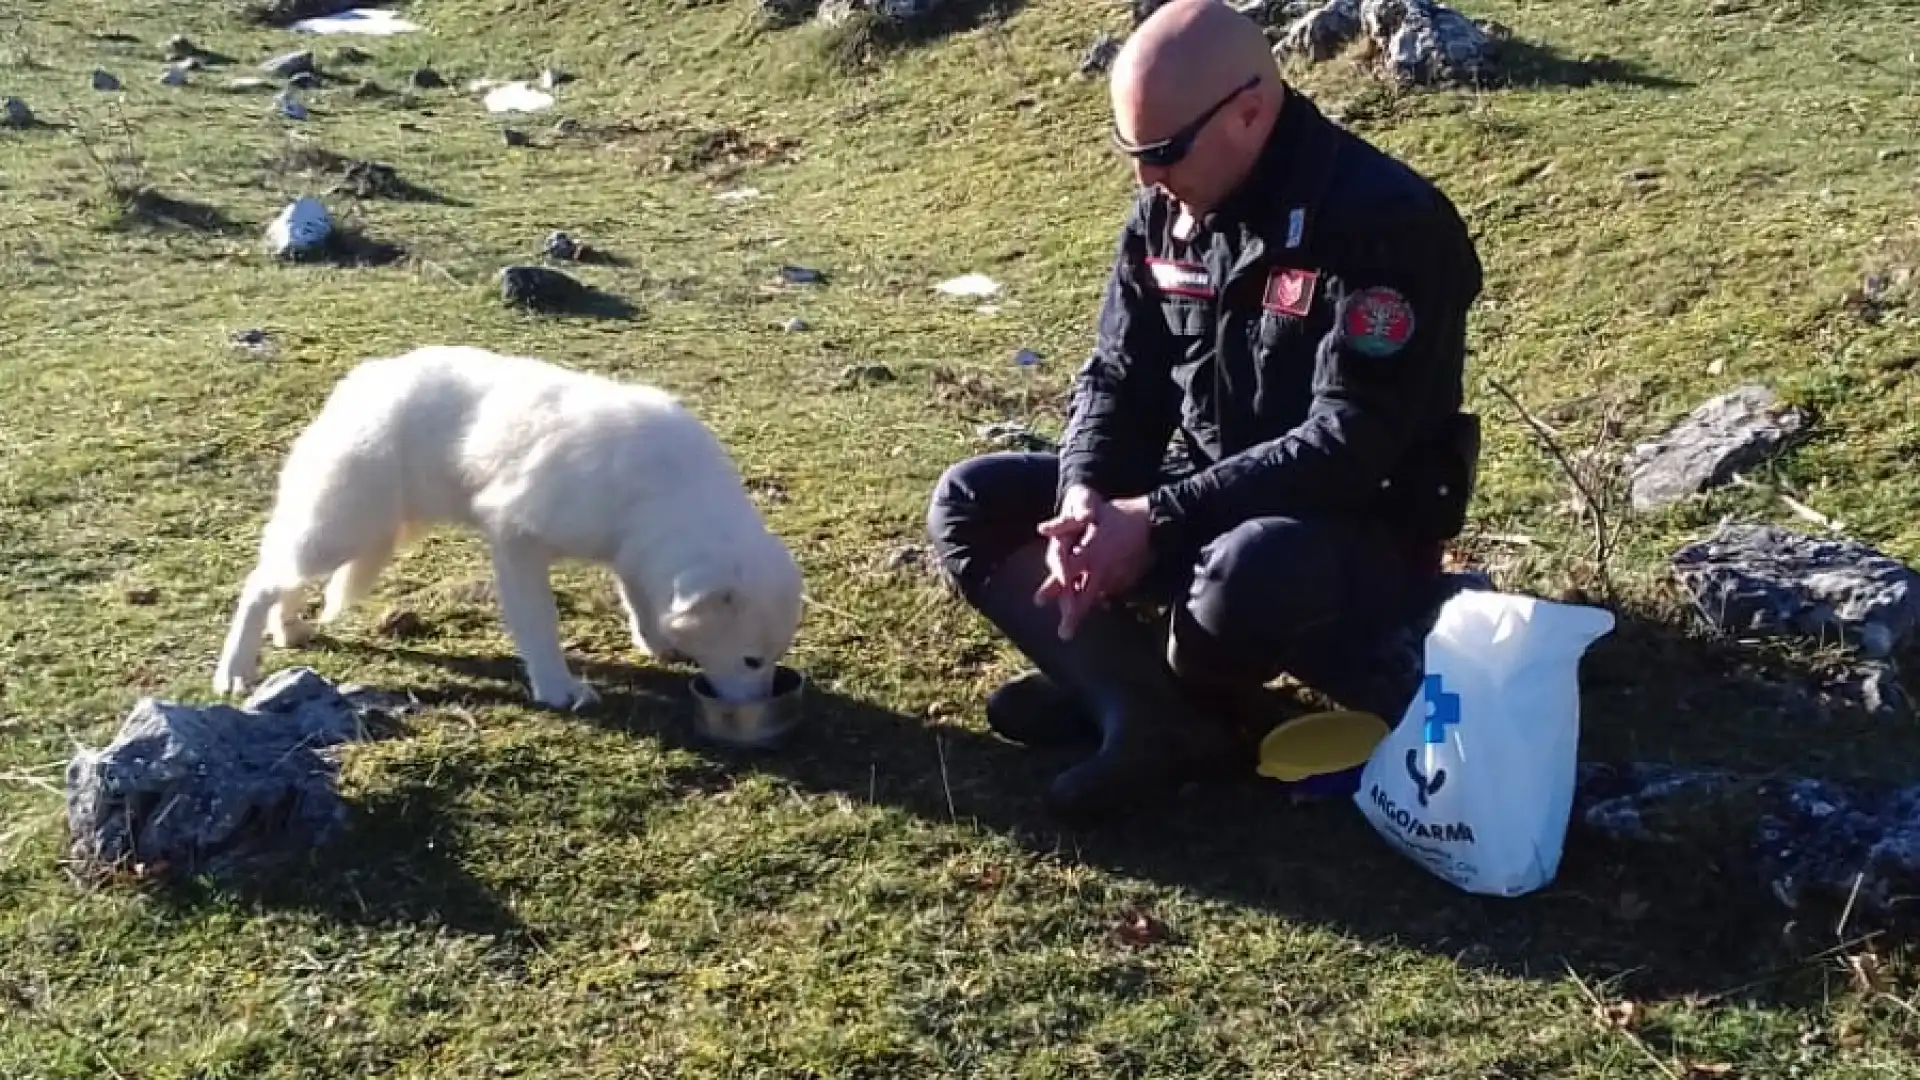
[1728,472,1845,532]
[1486,376,1619,603]
[1564,964,1680,1080]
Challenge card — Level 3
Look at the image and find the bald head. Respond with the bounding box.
[1110,0,1280,146]
[1107,0,1284,220]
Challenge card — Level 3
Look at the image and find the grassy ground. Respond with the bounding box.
[3,0,1919,1074]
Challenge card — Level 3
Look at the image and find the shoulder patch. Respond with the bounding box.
[1342,286,1416,357]
[1262,268,1317,317]
[1145,258,1214,300]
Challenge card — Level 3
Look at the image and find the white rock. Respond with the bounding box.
[934,273,1001,298]
[161,66,189,86]
[266,197,333,259]
[289,9,422,35]
[482,82,554,114]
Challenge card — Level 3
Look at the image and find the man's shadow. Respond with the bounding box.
[356,594,1918,1017]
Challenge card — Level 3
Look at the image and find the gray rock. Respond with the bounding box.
[64,668,411,880]
[288,70,320,90]
[1671,522,1920,658]
[1574,762,1920,916]
[262,50,315,78]
[782,316,809,332]
[779,264,826,285]
[1079,32,1120,75]
[977,421,1057,453]
[161,66,189,87]
[817,0,945,26]
[499,264,588,310]
[275,92,309,121]
[265,196,332,259]
[1627,385,1811,511]
[408,67,446,90]
[1277,0,1498,86]
[164,34,198,61]
[544,230,580,260]
[2,97,32,128]
[91,69,122,91]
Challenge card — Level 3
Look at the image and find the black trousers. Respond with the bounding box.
[925,451,1441,696]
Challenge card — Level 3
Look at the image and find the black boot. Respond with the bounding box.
[984,671,1096,748]
[966,542,1239,822]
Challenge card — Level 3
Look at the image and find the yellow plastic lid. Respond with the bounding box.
[1255,710,1390,781]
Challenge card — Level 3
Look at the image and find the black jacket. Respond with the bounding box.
[1057,90,1484,562]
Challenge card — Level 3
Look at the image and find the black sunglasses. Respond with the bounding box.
[1111,74,1260,168]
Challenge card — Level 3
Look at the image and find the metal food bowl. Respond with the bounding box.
[688,665,807,749]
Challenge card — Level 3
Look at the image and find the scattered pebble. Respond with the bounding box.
[1013,348,1042,368]
[231,328,274,356]
[276,92,309,120]
[161,66,189,87]
[91,69,122,92]
[262,50,316,79]
[501,127,531,148]
[408,67,446,90]
[782,316,808,332]
[543,230,580,260]
[124,587,160,606]
[164,34,198,61]
[2,97,33,128]
[170,56,203,73]
[552,117,581,136]
[780,264,825,285]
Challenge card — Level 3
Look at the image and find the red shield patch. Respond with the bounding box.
[1262,268,1317,317]
[1343,286,1416,357]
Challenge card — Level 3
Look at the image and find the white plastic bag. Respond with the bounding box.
[1354,588,1616,897]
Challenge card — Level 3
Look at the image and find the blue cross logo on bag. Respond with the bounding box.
[1404,675,1462,807]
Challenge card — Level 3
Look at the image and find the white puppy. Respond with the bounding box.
[212,345,804,708]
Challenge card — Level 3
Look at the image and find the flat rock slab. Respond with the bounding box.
[1672,521,1920,657]
[64,668,413,881]
[1576,762,1920,916]
[1627,385,1811,511]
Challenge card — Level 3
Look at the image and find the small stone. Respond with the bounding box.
[840,362,896,385]
[498,264,589,311]
[782,317,809,332]
[288,70,319,90]
[231,328,273,355]
[91,69,122,92]
[161,66,189,87]
[2,97,32,128]
[1079,32,1120,75]
[1625,166,1661,183]
[275,92,308,121]
[1626,385,1812,511]
[543,230,580,260]
[265,197,332,259]
[408,67,446,90]
[376,609,428,639]
[1706,358,1726,376]
[170,56,203,73]
[553,117,581,136]
[1013,348,1042,368]
[779,264,825,285]
[501,127,530,147]
[124,587,160,606]
[262,50,315,79]
[538,67,571,90]
[164,34,197,61]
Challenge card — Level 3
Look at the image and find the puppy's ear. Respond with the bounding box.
[664,571,739,634]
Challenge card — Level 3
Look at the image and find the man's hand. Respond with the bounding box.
[1033,488,1156,640]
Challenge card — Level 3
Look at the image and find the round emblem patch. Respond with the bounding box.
[1343,286,1416,357]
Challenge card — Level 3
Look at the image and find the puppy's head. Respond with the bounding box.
[660,537,803,702]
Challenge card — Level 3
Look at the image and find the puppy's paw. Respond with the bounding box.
[531,675,600,712]
[212,665,255,697]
